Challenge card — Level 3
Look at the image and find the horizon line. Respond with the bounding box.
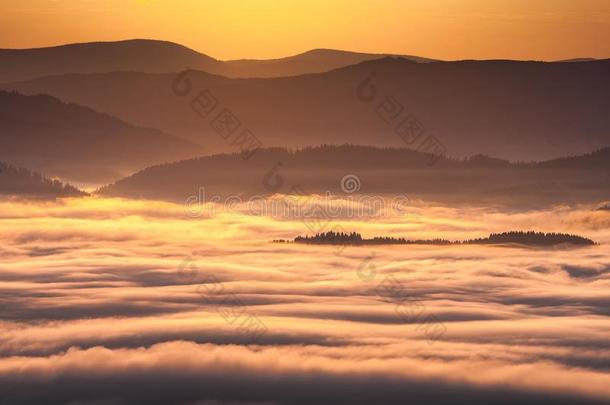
[0,38,604,63]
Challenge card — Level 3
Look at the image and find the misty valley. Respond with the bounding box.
[0,33,609,405]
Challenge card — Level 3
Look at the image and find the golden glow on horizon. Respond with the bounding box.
[1,0,609,60]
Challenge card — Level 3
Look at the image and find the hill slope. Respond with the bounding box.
[0,39,218,83]
[0,39,432,82]
[97,145,610,207]
[0,91,203,183]
[0,161,85,197]
[5,57,609,161]
[221,48,435,77]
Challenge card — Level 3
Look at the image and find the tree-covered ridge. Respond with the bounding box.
[466,231,595,246]
[0,161,86,196]
[291,231,452,245]
[97,142,610,209]
[285,230,595,247]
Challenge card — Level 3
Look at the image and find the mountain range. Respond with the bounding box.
[0,39,434,83]
[4,55,608,161]
[0,39,608,194]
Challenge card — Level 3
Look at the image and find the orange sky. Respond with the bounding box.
[1,0,609,60]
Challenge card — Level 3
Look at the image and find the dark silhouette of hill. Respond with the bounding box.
[537,148,610,170]
[0,39,218,84]
[0,161,86,197]
[4,57,609,160]
[0,39,432,83]
[0,91,203,183]
[288,230,595,247]
[96,145,610,207]
[557,58,598,62]
[221,48,435,77]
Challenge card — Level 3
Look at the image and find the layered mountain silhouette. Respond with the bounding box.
[0,91,203,183]
[0,161,85,197]
[0,39,432,83]
[5,57,608,160]
[97,145,610,207]
[221,48,435,77]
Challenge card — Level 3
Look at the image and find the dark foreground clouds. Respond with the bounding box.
[2,341,610,405]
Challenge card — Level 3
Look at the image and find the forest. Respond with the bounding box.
[287,230,595,246]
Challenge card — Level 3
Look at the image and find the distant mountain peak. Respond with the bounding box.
[1,38,205,53]
[0,39,436,82]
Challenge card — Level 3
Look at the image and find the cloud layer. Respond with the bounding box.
[1,197,609,404]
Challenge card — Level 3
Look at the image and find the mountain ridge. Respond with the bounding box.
[0,39,434,82]
[5,56,608,161]
[97,144,610,207]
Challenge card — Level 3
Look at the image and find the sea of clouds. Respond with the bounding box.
[0,196,609,404]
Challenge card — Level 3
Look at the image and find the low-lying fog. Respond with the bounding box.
[1,196,609,404]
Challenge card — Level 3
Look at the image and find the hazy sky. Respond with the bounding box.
[1,0,609,60]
